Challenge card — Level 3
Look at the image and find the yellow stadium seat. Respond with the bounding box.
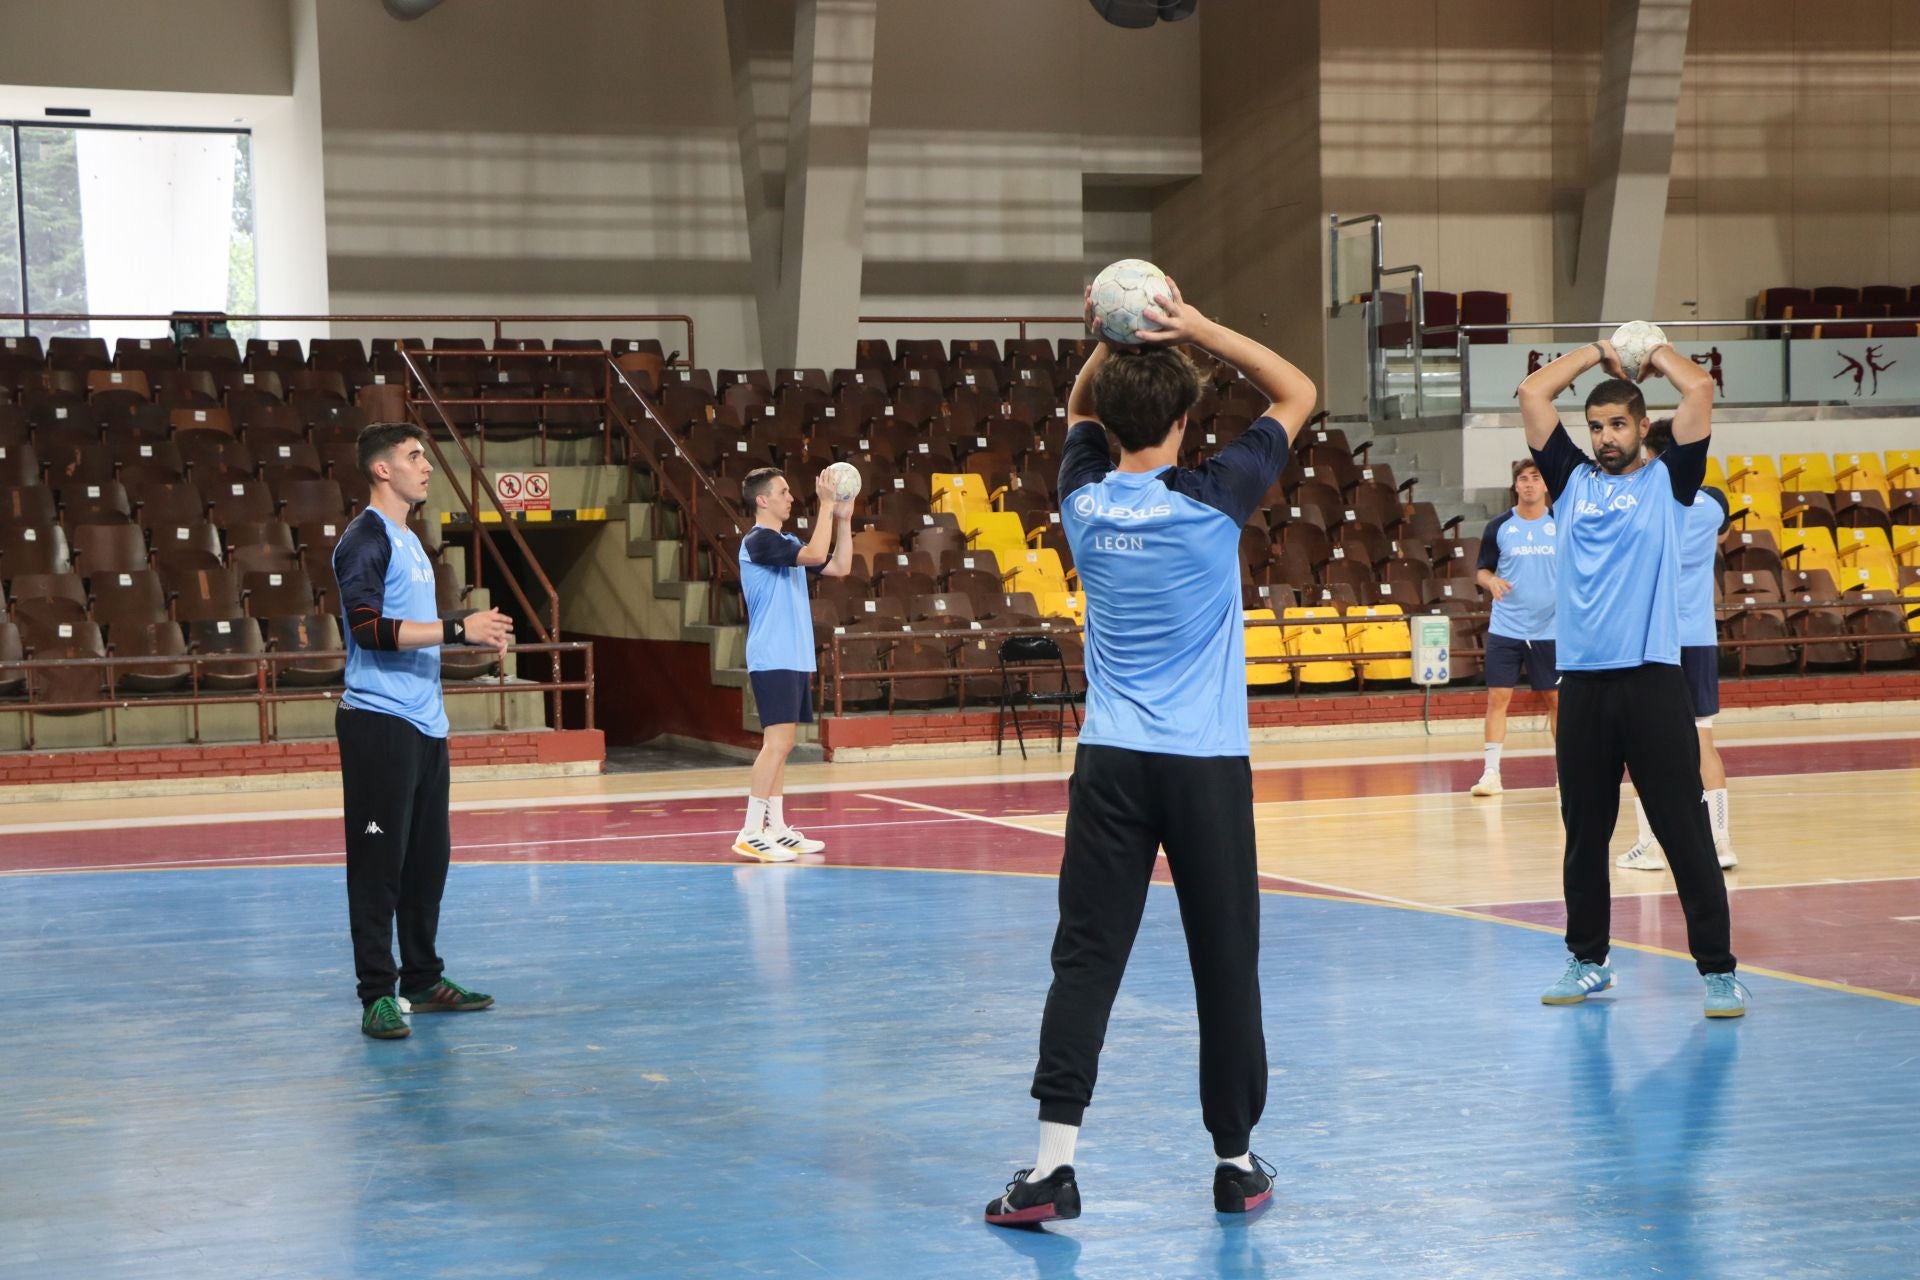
[1838,563,1898,594]
[1345,604,1411,682]
[1779,452,1836,491]
[964,510,1028,557]
[1283,606,1354,684]
[1833,452,1889,497]
[1892,525,1920,567]
[1003,547,1069,598]
[1835,526,1896,572]
[932,472,990,523]
[1244,608,1289,687]
[1723,454,1780,497]
[1782,527,1841,580]
[1885,450,1920,486]
[1723,490,1783,543]
[1040,590,1085,627]
[1704,456,1727,490]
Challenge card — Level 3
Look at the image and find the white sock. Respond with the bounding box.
[1483,743,1502,773]
[743,796,768,835]
[768,794,785,831]
[1706,788,1729,843]
[1035,1120,1078,1178]
[1634,796,1655,847]
[1219,1151,1255,1172]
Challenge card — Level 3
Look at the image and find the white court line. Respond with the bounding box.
[855,792,1062,836]
[0,816,974,877]
[0,726,1913,838]
[1459,873,1920,909]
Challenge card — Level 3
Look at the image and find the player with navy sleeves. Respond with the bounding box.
[1517,339,1745,1019]
[1468,458,1559,797]
[985,279,1317,1227]
[1618,419,1738,873]
[732,467,853,862]
[333,423,513,1040]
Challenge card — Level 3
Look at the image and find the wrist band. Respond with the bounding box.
[442,618,462,645]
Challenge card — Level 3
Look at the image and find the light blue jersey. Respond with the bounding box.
[740,526,817,673]
[1532,427,1710,671]
[1059,417,1295,758]
[1477,508,1557,641]
[1677,487,1731,647]
[334,506,448,738]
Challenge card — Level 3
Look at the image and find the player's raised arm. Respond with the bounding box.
[1646,344,1713,446]
[1136,279,1317,441]
[1517,341,1625,450]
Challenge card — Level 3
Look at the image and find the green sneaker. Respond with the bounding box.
[400,978,494,1013]
[361,995,411,1039]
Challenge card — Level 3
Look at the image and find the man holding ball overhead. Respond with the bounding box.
[1516,329,1745,1018]
[984,272,1317,1226]
[731,467,854,862]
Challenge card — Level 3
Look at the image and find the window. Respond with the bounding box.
[2,123,257,342]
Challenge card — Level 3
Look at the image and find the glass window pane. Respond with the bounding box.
[18,126,88,340]
[0,129,21,337]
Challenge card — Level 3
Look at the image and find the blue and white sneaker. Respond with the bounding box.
[1541,956,1616,1005]
[1704,972,1750,1018]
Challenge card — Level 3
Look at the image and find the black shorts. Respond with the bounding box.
[750,668,814,726]
[1681,645,1719,718]
[1485,634,1559,692]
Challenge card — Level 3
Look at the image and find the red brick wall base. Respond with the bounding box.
[0,729,605,788]
[817,672,1920,757]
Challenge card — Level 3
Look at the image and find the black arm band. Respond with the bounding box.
[442,618,462,645]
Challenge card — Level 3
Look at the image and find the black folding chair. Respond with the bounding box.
[996,632,1081,757]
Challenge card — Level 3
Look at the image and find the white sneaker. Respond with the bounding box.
[1616,840,1666,870]
[1469,769,1503,797]
[1716,841,1738,870]
[769,826,825,855]
[733,831,798,863]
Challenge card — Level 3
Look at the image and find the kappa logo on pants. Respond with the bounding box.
[364,821,384,835]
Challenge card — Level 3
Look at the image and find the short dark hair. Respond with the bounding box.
[1644,417,1676,456]
[1584,378,1646,420]
[1511,458,1542,481]
[1090,346,1202,453]
[357,421,429,482]
[743,467,784,511]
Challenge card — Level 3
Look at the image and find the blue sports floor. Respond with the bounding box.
[3,860,1917,1278]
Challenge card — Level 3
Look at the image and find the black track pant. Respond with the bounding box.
[1031,744,1267,1158]
[1557,664,1734,975]
[338,707,452,1005]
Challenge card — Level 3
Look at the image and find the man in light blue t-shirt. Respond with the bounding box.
[985,279,1317,1229]
[334,422,512,1040]
[730,467,852,862]
[1468,458,1558,797]
[1517,339,1742,1019]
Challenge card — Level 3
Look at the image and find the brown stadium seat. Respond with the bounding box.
[0,620,23,696]
[278,479,348,526]
[207,477,279,527]
[243,568,318,619]
[176,430,254,479]
[57,480,133,525]
[114,438,186,487]
[10,572,91,629]
[147,521,224,571]
[112,620,192,693]
[69,522,149,575]
[1,524,72,577]
[0,484,58,530]
[164,564,244,622]
[22,619,108,708]
[886,636,953,709]
[91,569,169,628]
[267,615,347,686]
[186,616,267,690]
[231,543,300,578]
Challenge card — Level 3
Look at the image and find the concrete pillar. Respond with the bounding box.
[724,0,876,369]
[1565,0,1691,324]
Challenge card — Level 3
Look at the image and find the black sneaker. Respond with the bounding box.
[1213,1154,1276,1213]
[984,1165,1081,1227]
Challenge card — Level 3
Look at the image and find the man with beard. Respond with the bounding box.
[1516,339,1745,1018]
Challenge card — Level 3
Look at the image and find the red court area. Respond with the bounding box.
[3,735,1915,1000]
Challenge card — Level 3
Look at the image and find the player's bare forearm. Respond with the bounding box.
[794,509,837,567]
[1066,343,1111,425]
[820,511,854,578]
[1191,318,1317,441]
[1649,345,1714,444]
[1517,342,1614,449]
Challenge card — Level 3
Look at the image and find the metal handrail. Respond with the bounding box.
[0,312,698,368]
[1328,214,1384,315]
[856,315,1085,343]
[0,640,594,747]
[603,357,746,592]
